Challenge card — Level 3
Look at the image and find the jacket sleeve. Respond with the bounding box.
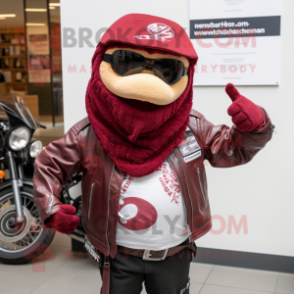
[33,126,83,224]
[198,107,274,167]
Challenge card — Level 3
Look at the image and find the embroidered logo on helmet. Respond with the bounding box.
[134,23,175,42]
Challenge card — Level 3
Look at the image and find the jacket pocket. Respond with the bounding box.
[196,167,205,203]
[88,182,95,221]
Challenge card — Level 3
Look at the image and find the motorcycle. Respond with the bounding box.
[0,94,85,264]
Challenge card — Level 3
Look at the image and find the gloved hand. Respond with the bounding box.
[226,83,264,132]
[47,204,80,233]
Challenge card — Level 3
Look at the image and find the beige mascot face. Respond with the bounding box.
[99,47,189,106]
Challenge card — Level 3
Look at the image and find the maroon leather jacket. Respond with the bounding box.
[33,109,273,258]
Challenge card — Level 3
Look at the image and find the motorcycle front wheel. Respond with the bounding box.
[0,185,55,264]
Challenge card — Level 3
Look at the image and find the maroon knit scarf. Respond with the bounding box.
[85,43,196,177]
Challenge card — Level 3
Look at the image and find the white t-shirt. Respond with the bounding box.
[116,160,189,250]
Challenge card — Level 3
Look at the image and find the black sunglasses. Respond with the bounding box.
[103,50,188,85]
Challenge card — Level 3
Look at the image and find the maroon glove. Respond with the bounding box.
[226,83,264,132]
[47,204,79,234]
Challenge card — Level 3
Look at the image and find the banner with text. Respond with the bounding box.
[189,0,281,85]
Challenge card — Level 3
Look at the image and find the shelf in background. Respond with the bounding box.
[0,27,28,93]
[0,68,26,72]
[0,44,26,47]
[5,82,27,85]
[0,28,25,34]
[0,55,26,59]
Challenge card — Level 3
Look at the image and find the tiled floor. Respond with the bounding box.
[0,233,293,294]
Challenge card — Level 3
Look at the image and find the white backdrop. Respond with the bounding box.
[60,0,294,257]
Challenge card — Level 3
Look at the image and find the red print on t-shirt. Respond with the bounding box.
[121,176,133,194]
[159,162,181,204]
[118,197,158,230]
[119,176,158,231]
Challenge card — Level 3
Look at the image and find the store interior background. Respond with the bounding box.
[0,1,293,293]
[0,0,64,146]
[0,0,293,260]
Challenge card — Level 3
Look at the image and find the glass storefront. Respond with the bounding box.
[0,0,63,132]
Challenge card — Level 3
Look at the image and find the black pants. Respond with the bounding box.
[100,239,194,294]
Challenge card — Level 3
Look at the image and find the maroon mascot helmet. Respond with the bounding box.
[86,14,198,177]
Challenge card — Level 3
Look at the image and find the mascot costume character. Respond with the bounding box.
[33,14,273,294]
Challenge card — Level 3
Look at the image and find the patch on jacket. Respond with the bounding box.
[84,235,101,266]
[178,135,201,163]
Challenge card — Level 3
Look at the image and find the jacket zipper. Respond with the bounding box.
[46,195,54,215]
[197,167,205,203]
[88,182,95,221]
[167,157,191,243]
[106,164,115,256]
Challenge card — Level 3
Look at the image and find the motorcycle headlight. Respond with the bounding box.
[30,140,43,158]
[8,127,31,151]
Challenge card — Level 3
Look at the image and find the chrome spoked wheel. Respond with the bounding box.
[0,185,55,264]
[0,193,43,253]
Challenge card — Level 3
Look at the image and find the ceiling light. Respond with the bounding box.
[25,8,47,12]
[26,23,46,26]
[49,7,55,9]
[49,3,60,6]
[0,14,16,18]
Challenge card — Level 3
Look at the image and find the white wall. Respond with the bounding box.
[60,0,294,257]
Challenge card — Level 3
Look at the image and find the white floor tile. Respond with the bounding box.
[0,281,41,294]
[275,273,294,294]
[29,267,102,294]
[51,232,72,248]
[190,263,214,283]
[200,284,274,294]
[206,265,278,292]
[190,282,204,294]
[1,245,293,294]
[141,283,203,294]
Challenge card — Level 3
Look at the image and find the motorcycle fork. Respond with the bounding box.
[6,151,24,223]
